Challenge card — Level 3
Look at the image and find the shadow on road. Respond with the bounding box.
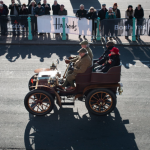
[0,45,150,68]
[24,107,138,150]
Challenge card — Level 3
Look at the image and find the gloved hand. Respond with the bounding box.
[68,56,73,60]
[68,66,74,71]
[65,59,70,64]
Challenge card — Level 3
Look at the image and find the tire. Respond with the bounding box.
[24,89,54,116]
[28,74,38,91]
[85,88,117,116]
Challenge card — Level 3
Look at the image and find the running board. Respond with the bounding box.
[61,102,74,105]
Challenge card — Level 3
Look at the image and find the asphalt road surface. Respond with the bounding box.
[0,45,150,150]
[4,0,150,18]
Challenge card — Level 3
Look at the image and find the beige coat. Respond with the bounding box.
[67,54,92,82]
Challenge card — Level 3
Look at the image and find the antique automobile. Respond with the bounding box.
[24,61,123,116]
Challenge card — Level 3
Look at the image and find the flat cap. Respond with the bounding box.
[77,48,87,53]
[79,40,89,45]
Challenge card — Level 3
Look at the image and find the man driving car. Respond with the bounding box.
[65,40,93,64]
[58,48,92,91]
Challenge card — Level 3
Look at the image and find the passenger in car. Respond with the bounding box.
[95,47,120,73]
[58,48,92,91]
[93,40,116,69]
[65,40,93,64]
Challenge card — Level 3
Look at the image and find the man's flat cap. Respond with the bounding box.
[79,40,89,45]
[77,48,87,53]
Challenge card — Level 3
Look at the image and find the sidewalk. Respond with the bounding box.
[0,34,150,46]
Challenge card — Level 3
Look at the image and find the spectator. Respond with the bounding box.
[28,0,39,6]
[113,3,121,18]
[0,1,9,15]
[105,7,116,19]
[28,0,36,15]
[76,4,87,39]
[98,4,108,21]
[0,4,7,15]
[134,4,144,19]
[86,7,98,40]
[125,5,134,39]
[42,0,51,15]
[34,2,45,17]
[52,0,60,15]
[58,4,67,15]
[134,4,144,39]
[19,3,28,15]
[9,0,20,16]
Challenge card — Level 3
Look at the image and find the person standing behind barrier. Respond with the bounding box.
[58,4,67,15]
[76,4,87,39]
[0,1,9,15]
[42,0,51,15]
[125,5,134,39]
[98,4,108,40]
[34,2,45,17]
[113,3,121,18]
[98,4,107,21]
[105,7,116,40]
[52,0,60,15]
[28,1,36,15]
[134,4,144,40]
[9,0,20,16]
[19,3,28,15]
[86,7,98,40]
[0,4,7,15]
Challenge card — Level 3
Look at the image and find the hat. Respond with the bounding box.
[102,4,106,6]
[37,2,41,5]
[77,48,87,53]
[110,47,119,54]
[109,7,113,10]
[128,5,133,8]
[79,40,89,45]
[106,40,116,47]
[113,3,118,6]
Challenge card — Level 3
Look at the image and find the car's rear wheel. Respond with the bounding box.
[24,89,54,116]
[85,88,116,116]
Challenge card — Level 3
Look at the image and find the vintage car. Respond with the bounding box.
[24,61,123,116]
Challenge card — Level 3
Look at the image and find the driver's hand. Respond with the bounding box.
[65,59,70,64]
[68,56,73,60]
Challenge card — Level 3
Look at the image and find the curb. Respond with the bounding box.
[0,42,150,46]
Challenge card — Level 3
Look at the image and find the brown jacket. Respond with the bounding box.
[73,54,92,75]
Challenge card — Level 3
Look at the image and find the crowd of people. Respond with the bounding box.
[0,0,145,39]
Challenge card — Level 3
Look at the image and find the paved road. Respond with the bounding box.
[0,45,150,150]
[4,0,150,18]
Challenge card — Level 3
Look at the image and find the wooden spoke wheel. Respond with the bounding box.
[85,88,116,116]
[24,90,54,116]
[28,74,38,91]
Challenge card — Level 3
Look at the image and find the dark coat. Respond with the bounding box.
[113,8,121,18]
[58,9,67,15]
[52,4,60,15]
[76,9,87,18]
[28,5,36,14]
[95,46,114,65]
[96,54,120,72]
[34,6,45,16]
[9,4,20,15]
[3,4,9,15]
[86,11,97,20]
[19,8,29,15]
[98,8,108,20]
[41,3,51,15]
[0,8,7,16]
[134,7,144,19]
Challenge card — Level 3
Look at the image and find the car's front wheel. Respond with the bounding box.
[24,89,54,116]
